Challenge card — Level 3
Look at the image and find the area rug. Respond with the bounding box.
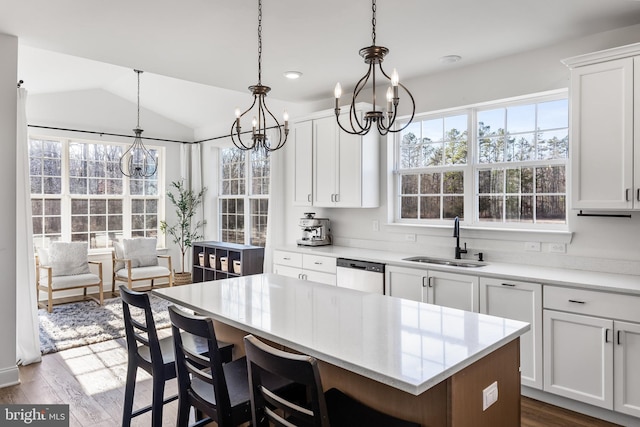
[38,294,174,355]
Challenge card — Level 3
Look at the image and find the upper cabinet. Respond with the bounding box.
[563,43,640,210]
[291,106,379,208]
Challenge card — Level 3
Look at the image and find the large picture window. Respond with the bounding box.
[395,92,568,228]
[29,136,161,250]
[219,147,269,246]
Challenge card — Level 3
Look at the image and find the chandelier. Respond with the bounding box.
[119,69,158,178]
[334,0,415,136]
[231,0,288,152]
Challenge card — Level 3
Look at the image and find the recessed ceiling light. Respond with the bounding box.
[283,71,302,79]
[440,55,462,64]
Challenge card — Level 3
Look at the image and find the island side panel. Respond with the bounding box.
[449,338,521,427]
[318,361,449,426]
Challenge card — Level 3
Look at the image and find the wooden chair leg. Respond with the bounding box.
[122,361,138,427]
[47,287,53,313]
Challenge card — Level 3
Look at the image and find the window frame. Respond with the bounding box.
[29,134,165,251]
[218,147,270,247]
[392,90,569,231]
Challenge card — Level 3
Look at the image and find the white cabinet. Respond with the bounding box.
[273,250,336,286]
[543,285,640,416]
[564,43,640,210]
[543,309,613,408]
[291,120,313,206]
[480,278,542,389]
[291,107,379,208]
[385,265,479,312]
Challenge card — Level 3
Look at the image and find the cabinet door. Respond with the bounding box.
[427,271,479,312]
[480,278,542,389]
[570,57,634,210]
[384,265,427,302]
[614,320,640,417]
[292,121,313,206]
[304,270,337,286]
[543,309,613,409]
[313,116,338,206]
[335,119,362,207]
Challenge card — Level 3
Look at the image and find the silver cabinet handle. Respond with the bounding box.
[605,328,611,343]
[314,261,322,265]
[425,277,433,287]
[568,299,585,304]
[637,189,640,202]
[335,194,339,202]
[283,257,291,260]
[626,188,631,201]
[422,277,428,288]
[501,283,516,287]
[308,194,312,202]
[330,194,334,202]
[618,330,623,345]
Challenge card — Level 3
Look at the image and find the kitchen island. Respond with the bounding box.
[153,273,529,426]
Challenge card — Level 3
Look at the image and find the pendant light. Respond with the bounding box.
[334,0,415,136]
[120,69,158,178]
[230,0,288,152]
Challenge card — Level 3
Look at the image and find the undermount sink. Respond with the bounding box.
[403,256,486,268]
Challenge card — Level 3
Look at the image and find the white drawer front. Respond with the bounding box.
[302,254,337,274]
[544,286,640,323]
[273,250,303,268]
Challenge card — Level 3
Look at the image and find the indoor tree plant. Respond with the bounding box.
[160,180,206,285]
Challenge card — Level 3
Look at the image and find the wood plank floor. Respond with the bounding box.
[0,334,621,427]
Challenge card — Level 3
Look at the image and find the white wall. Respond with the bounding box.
[281,23,640,275]
[0,33,20,387]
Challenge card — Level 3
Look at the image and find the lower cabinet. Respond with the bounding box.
[480,278,542,389]
[273,250,336,286]
[543,286,640,417]
[385,265,479,312]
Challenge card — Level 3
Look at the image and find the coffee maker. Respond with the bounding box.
[297,213,331,246]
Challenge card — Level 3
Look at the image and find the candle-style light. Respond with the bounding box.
[230,0,288,152]
[334,0,415,136]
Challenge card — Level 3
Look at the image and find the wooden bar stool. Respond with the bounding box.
[120,286,233,427]
[168,306,303,427]
[244,334,421,427]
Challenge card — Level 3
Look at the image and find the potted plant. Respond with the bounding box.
[160,180,206,285]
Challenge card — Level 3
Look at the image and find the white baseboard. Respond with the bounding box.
[0,365,20,389]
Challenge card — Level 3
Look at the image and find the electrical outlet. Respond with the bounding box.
[372,220,379,232]
[405,233,416,242]
[482,381,498,411]
[549,243,566,253]
[524,242,541,252]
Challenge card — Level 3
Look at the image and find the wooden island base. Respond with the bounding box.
[212,320,521,427]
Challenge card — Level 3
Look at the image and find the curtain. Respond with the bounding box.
[16,88,41,365]
[263,147,285,273]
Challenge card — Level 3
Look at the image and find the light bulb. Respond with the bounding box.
[334,82,342,99]
[235,108,240,118]
[391,69,399,87]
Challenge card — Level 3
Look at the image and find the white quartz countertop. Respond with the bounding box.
[277,245,640,295]
[153,273,529,396]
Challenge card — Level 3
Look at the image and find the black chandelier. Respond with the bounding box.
[231,0,288,152]
[119,69,158,178]
[334,0,415,136]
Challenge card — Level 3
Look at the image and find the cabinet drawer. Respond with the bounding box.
[273,251,303,268]
[302,255,337,274]
[544,286,640,323]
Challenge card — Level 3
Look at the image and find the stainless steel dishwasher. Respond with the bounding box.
[335,258,385,294]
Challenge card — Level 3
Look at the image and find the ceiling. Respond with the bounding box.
[3,0,640,131]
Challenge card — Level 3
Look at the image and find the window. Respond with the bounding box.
[395,92,568,228]
[219,147,269,246]
[29,136,161,250]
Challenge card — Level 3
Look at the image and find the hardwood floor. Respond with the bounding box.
[0,334,622,427]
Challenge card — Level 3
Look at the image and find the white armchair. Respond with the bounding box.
[112,237,173,292]
[36,241,104,313]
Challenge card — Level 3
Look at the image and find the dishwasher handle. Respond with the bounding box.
[336,258,385,273]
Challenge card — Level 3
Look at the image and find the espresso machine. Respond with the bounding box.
[297,213,332,246]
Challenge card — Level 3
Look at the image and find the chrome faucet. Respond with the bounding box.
[453,216,467,259]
